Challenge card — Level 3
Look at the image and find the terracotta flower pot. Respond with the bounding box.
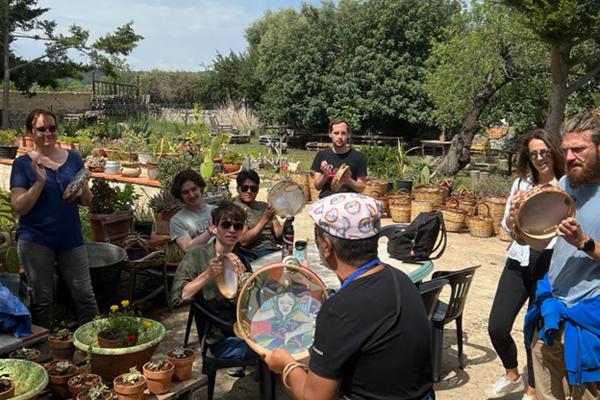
[223,163,241,173]
[9,348,41,362]
[47,361,79,385]
[67,373,102,397]
[97,330,122,349]
[113,374,147,400]
[76,389,112,400]
[0,380,14,400]
[48,333,75,360]
[143,360,174,395]
[165,349,196,381]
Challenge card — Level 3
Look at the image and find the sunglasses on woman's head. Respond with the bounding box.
[35,126,57,133]
[219,221,244,231]
[240,185,259,193]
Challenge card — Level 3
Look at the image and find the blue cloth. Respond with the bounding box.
[10,151,85,249]
[547,177,600,306]
[210,336,248,359]
[0,282,32,337]
[525,275,600,384]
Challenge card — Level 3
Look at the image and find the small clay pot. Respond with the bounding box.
[68,373,102,397]
[48,333,75,360]
[47,360,79,385]
[143,360,174,395]
[113,374,147,400]
[0,380,15,400]
[97,330,122,349]
[166,348,196,381]
[9,347,41,362]
[76,388,113,400]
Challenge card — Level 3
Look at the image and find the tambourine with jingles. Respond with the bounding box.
[63,168,91,199]
[509,184,575,250]
[215,253,248,300]
[235,263,328,360]
[267,179,306,217]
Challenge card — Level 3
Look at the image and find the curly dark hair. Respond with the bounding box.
[236,169,260,187]
[212,201,246,225]
[25,109,57,132]
[170,169,206,201]
[516,129,564,184]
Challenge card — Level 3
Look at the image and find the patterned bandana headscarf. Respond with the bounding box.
[308,193,381,239]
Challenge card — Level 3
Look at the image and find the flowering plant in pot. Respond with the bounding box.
[96,300,147,348]
[143,359,174,395]
[0,366,14,400]
[47,360,79,385]
[166,347,196,381]
[48,327,75,360]
[113,367,146,400]
[76,383,112,400]
[88,181,136,242]
[68,373,102,397]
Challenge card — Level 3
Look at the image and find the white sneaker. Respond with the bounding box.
[489,376,525,398]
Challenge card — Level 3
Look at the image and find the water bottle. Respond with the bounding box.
[282,216,295,258]
[294,240,308,265]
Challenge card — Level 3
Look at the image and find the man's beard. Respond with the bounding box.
[568,152,600,187]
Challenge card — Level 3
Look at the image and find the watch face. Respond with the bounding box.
[583,238,595,252]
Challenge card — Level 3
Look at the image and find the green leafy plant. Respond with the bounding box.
[162,242,184,264]
[86,383,110,400]
[53,328,71,341]
[223,150,244,164]
[170,347,188,358]
[89,180,117,214]
[121,367,143,384]
[145,360,168,371]
[97,300,151,347]
[0,130,16,146]
[50,361,76,376]
[11,347,39,359]
[148,190,181,214]
[114,184,139,211]
[157,153,202,189]
[134,205,154,223]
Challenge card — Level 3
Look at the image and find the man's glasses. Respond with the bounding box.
[528,149,552,160]
[560,145,593,157]
[240,185,259,193]
[219,221,244,231]
[35,126,57,133]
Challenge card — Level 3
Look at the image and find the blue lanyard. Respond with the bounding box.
[337,258,381,292]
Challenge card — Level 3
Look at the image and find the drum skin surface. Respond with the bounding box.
[236,263,328,360]
[268,180,306,217]
[215,253,246,300]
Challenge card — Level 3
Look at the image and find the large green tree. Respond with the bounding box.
[503,0,600,134]
[1,0,142,128]
[425,1,550,175]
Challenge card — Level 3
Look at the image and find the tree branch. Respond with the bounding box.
[9,44,89,72]
[568,51,600,69]
[566,64,600,96]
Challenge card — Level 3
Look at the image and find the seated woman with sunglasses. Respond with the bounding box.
[170,169,216,253]
[10,109,98,328]
[171,201,252,359]
[234,169,283,259]
[488,129,564,400]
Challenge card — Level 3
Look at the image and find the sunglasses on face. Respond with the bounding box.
[240,185,259,193]
[219,221,244,231]
[35,126,57,133]
[528,149,552,160]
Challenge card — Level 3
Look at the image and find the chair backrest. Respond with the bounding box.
[431,265,480,324]
[191,300,235,357]
[418,278,448,320]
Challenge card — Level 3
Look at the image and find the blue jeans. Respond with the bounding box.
[18,240,98,327]
[211,337,248,359]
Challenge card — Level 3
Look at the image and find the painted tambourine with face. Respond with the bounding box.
[234,263,328,360]
[509,183,575,249]
[215,253,249,300]
[63,168,91,199]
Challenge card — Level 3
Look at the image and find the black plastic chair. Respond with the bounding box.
[183,300,276,400]
[418,278,448,321]
[429,265,480,382]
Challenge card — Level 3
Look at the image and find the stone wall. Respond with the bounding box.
[0,91,92,128]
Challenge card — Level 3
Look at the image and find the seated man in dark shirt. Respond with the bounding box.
[265,193,434,400]
[171,201,252,359]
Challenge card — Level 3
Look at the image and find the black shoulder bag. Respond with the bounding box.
[386,211,447,262]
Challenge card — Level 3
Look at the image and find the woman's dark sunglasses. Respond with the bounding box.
[240,185,259,193]
[219,221,244,231]
[35,126,57,133]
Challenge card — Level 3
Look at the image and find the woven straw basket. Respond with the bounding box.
[479,195,506,226]
[389,200,412,223]
[364,177,389,198]
[413,185,447,207]
[308,175,320,203]
[469,201,494,238]
[411,200,433,221]
[437,199,468,233]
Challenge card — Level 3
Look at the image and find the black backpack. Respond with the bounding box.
[385,211,447,262]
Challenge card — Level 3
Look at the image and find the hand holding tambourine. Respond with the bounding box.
[331,164,350,192]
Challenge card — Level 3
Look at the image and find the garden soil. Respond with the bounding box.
[146,184,525,400]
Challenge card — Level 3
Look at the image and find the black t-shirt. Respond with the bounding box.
[310,147,368,199]
[309,266,433,400]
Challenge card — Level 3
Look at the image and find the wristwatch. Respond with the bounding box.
[578,237,595,253]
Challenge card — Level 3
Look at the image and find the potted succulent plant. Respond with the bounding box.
[133,206,153,237]
[0,130,18,160]
[9,347,41,362]
[122,232,149,261]
[0,366,14,400]
[222,150,244,173]
[143,359,174,395]
[76,383,112,400]
[48,327,75,360]
[68,373,102,397]
[113,367,146,400]
[148,190,181,236]
[165,347,196,381]
[88,181,136,242]
[47,360,79,385]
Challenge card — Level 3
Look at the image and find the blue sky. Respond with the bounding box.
[13,0,324,71]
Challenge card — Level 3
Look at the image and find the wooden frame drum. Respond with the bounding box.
[215,253,247,300]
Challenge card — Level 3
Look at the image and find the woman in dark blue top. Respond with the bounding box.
[10,109,98,327]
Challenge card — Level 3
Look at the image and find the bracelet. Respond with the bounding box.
[282,361,308,389]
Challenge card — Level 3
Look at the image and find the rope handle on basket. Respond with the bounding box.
[472,201,491,219]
